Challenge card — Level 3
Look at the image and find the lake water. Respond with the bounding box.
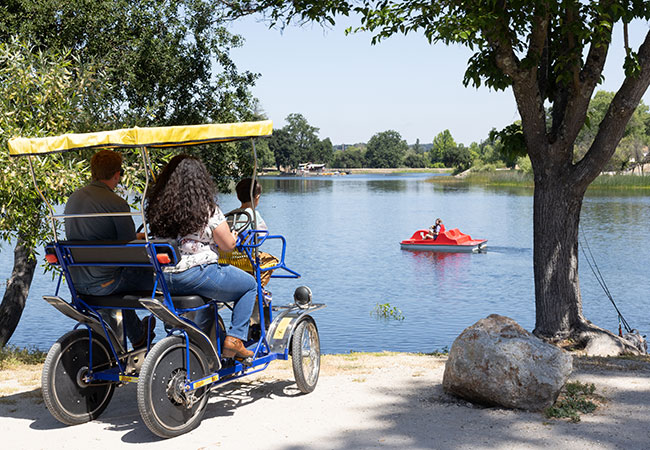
[3,174,650,354]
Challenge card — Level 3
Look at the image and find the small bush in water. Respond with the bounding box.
[371,302,405,321]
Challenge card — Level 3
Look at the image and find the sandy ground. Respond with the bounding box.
[1,353,650,450]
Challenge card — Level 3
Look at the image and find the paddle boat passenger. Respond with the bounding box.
[425,218,445,240]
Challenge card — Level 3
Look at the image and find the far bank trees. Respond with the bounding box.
[268,113,333,170]
[365,130,408,168]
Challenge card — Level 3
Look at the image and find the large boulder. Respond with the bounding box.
[442,314,573,411]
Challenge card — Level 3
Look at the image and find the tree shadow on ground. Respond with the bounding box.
[282,368,650,450]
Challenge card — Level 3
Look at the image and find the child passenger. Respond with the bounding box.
[234,178,267,231]
[231,177,278,287]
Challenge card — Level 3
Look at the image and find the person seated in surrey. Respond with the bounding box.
[231,177,278,287]
[64,149,155,349]
[425,218,445,240]
[234,177,268,232]
[145,154,257,359]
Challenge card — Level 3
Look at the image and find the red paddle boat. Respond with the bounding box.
[400,227,487,253]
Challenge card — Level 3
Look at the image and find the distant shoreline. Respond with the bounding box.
[259,167,452,175]
[342,168,452,174]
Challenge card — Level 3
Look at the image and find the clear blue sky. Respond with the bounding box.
[228,16,650,146]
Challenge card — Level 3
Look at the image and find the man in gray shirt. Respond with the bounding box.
[65,149,154,348]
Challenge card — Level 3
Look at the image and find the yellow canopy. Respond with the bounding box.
[8,120,273,156]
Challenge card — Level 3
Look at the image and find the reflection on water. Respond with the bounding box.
[4,173,650,355]
[405,249,475,267]
[366,179,409,192]
[262,176,334,194]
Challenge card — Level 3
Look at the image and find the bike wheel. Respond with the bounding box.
[291,319,321,393]
[137,335,209,438]
[41,329,116,425]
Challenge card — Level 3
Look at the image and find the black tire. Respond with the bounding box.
[41,329,116,425]
[291,319,321,394]
[137,335,209,438]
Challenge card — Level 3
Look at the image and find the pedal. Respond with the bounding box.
[221,356,253,367]
[238,356,253,367]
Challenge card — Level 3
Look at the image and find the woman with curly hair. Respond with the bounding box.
[146,154,256,359]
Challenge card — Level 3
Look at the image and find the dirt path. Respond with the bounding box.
[2,353,650,449]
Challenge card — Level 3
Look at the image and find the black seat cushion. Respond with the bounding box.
[78,292,209,309]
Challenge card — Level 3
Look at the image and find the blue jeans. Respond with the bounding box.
[77,267,154,345]
[164,264,257,341]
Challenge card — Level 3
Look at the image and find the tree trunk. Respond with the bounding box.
[0,237,37,347]
[532,171,589,340]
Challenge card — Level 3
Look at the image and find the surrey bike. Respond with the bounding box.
[8,121,325,438]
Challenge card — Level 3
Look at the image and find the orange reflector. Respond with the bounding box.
[45,254,58,264]
[157,254,171,264]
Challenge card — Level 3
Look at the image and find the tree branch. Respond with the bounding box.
[559,2,612,151]
[575,30,650,187]
[483,6,547,160]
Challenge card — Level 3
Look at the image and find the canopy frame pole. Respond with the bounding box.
[250,139,259,260]
[27,155,58,242]
[139,146,152,242]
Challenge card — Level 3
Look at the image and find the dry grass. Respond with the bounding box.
[0,352,447,398]
[0,364,43,398]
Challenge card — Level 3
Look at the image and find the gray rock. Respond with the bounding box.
[584,333,627,357]
[584,331,647,356]
[442,314,573,411]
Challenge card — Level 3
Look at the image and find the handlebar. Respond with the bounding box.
[235,230,299,279]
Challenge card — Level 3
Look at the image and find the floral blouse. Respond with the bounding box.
[164,206,226,273]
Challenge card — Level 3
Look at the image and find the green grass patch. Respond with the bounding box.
[428,169,650,191]
[588,174,650,190]
[428,170,534,187]
[544,381,600,423]
[0,346,46,370]
[427,347,450,357]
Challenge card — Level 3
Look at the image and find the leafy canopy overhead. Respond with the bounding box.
[0,38,101,250]
[1,0,259,127]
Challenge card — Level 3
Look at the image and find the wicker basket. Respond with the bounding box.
[218,250,279,286]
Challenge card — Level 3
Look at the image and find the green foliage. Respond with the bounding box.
[575,91,650,172]
[489,122,527,168]
[332,146,365,168]
[371,302,405,321]
[1,1,260,193]
[428,346,449,356]
[589,174,650,190]
[365,130,408,168]
[544,381,598,423]
[268,113,331,170]
[403,150,428,168]
[429,170,534,188]
[443,144,473,174]
[431,130,456,165]
[516,156,533,174]
[471,162,498,173]
[0,38,100,251]
[413,138,423,154]
[0,0,258,128]
[0,345,46,369]
[268,127,298,170]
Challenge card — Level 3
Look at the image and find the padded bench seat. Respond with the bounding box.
[78,292,209,309]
